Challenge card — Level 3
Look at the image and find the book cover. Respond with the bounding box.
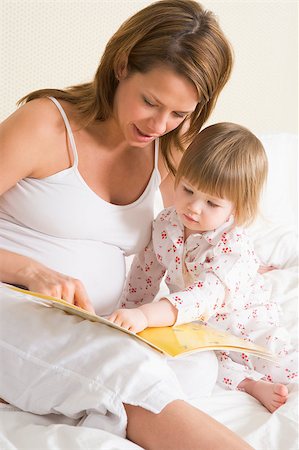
[1,283,276,360]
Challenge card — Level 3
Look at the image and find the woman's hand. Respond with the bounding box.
[108,308,148,333]
[20,261,95,313]
[0,249,95,313]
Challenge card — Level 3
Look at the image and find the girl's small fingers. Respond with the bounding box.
[111,316,124,327]
[107,313,118,322]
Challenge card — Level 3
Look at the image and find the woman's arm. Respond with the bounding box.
[0,249,95,312]
[0,100,94,312]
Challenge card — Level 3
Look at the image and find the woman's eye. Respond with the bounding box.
[174,112,187,119]
[143,97,155,107]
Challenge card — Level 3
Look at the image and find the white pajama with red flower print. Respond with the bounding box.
[120,207,297,391]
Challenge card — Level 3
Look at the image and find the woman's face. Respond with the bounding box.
[113,65,199,147]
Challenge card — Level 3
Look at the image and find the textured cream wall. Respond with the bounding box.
[0,0,297,134]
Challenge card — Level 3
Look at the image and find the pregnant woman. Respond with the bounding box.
[0,1,252,448]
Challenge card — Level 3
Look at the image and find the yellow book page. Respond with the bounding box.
[138,322,276,360]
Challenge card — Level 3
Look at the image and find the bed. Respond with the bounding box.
[0,133,297,449]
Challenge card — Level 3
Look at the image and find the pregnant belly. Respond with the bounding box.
[0,224,126,315]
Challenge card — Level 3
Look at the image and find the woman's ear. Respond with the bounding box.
[115,60,128,80]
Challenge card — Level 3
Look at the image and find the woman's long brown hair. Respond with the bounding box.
[19,0,233,175]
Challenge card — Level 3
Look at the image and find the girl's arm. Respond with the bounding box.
[108,298,177,333]
[119,237,166,309]
[139,298,178,327]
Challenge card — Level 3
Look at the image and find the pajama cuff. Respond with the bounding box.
[219,366,265,391]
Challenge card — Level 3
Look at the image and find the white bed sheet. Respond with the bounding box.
[0,134,298,450]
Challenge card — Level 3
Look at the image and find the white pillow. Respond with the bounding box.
[257,133,298,231]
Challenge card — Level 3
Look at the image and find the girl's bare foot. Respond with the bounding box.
[238,378,288,412]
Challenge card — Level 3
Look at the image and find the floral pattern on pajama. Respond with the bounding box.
[120,207,297,390]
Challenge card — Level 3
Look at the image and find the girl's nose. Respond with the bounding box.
[188,201,202,216]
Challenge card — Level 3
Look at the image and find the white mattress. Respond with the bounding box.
[0,134,298,450]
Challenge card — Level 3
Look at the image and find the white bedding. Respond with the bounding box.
[0,134,298,450]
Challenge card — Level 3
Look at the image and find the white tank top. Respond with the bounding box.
[0,97,161,314]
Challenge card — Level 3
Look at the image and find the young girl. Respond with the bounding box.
[109,122,297,413]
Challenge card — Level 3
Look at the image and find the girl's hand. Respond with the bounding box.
[258,265,276,275]
[20,262,95,313]
[108,308,148,333]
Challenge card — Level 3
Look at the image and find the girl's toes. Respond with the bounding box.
[273,383,288,397]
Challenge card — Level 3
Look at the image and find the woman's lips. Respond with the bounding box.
[133,125,156,142]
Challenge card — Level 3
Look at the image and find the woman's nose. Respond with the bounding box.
[149,112,168,135]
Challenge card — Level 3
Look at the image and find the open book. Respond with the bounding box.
[2,283,276,360]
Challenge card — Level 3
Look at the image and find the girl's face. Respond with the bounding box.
[113,65,198,147]
[174,178,235,236]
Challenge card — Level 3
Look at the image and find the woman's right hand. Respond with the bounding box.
[23,264,95,313]
[0,248,95,314]
[0,249,95,313]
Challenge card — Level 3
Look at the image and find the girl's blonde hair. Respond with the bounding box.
[175,122,268,225]
[18,0,233,175]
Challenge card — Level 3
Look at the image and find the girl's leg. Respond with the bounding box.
[125,401,253,450]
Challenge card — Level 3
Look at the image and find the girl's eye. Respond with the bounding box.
[207,200,218,208]
[183,186,193,194]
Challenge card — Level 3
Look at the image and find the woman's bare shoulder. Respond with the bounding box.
[0,98,67,193]
[2,97,63,135]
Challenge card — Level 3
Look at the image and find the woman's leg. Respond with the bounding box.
[125,401,253,450]
[0,288,184,436]
[0,287,252,449]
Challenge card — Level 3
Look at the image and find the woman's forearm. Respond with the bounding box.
[0,248,95,311]
[0,248,40,286]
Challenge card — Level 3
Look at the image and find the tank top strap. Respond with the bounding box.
[48,96,79,167]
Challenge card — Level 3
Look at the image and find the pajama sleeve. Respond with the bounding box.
[119,238,166,308]
[165,267,226,325]
[164,236,260,326]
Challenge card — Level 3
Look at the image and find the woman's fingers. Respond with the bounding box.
[26,267,95,313]
[73,281,95,313]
